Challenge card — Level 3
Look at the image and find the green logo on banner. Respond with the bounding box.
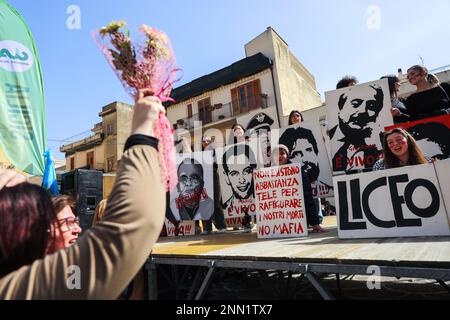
[0,40,34,72]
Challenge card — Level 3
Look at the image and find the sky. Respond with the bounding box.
[6,0,450,159]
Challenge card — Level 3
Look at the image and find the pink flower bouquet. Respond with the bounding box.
[94,21,181,191]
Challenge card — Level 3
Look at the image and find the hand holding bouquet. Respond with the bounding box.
[94,21,181,191]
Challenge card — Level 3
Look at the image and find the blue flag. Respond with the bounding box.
[42,149,59,195]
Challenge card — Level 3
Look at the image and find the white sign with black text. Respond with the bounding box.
[334,163,450,239]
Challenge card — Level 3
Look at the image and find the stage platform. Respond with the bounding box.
[146,217,450,300]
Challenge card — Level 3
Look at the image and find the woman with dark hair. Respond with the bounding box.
[0,183,57,277]
[336,75,358,89]
[380,75,408,123]
[404,65,450,120]
[373,128,430,171]
[288,110,303,126]
[0,89,166,299]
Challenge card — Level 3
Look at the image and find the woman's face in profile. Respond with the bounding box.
[49,206,82,252]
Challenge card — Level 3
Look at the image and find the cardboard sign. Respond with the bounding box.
[216,143,263,218]
[334,163,450,239]
[279,121,334,198]
[164,219,196,237]
[168,151,214,221]
[325,79,394,174]
[254,164,308,239]
[385,114,450,161]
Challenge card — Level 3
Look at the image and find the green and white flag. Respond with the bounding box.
[0,0,45,175]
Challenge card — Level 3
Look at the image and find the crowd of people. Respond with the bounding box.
[0,62,449,299]
[185,64,449,235]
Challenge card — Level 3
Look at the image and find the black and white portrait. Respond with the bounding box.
[279,121,334,198]
[410,122,450,160]
[386,115,450,161]
[169,152,214,221]
[326,79,393,174]
[216,143,261,218]
[236,108,279,168]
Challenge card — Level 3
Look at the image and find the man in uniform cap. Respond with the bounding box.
[245,112,275,167]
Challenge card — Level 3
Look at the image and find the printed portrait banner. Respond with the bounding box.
[385,114,450,161]
[325,79,394,175]
[216,142,263,218]
[0,1,46,175]
[434,159,450,225]
[278,120,334,198]
[234,107,279,168]
[254,164,308,239]
[164,219,196,237]
[334,163,450,239]
[168,151,214,221]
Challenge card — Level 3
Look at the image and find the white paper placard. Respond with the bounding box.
[168,151,214,221]
[278,120,334,198]
[164,219,196,237]
[216,142,263,218]
[254,164,308,239]
[334,163,450,239]
[325,79,394,174]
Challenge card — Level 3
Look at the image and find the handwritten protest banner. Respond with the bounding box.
[254,164,308,239]
[164,219,196,237]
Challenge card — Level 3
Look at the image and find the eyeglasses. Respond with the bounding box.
[58,217,80,232]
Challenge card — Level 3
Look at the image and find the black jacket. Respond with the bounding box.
[405,83,450,121]
[301,170,321,226]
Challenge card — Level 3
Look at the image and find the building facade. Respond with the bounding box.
[60,28,323,170]
[60,101,133,173]
[166,27,323,149]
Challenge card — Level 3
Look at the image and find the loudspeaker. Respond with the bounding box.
[61,169,103,234]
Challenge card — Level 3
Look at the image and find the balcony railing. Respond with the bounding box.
[175,94,268,131]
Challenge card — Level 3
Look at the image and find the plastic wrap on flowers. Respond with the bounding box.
[94,21,181,191]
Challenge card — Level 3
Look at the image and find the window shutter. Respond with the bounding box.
[231,88,239,116]
[187,104,193,118]
[252,79,261,109]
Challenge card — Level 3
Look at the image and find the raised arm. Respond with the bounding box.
[0,90,167,300]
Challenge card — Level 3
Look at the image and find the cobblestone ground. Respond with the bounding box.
[157,268,450,300]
